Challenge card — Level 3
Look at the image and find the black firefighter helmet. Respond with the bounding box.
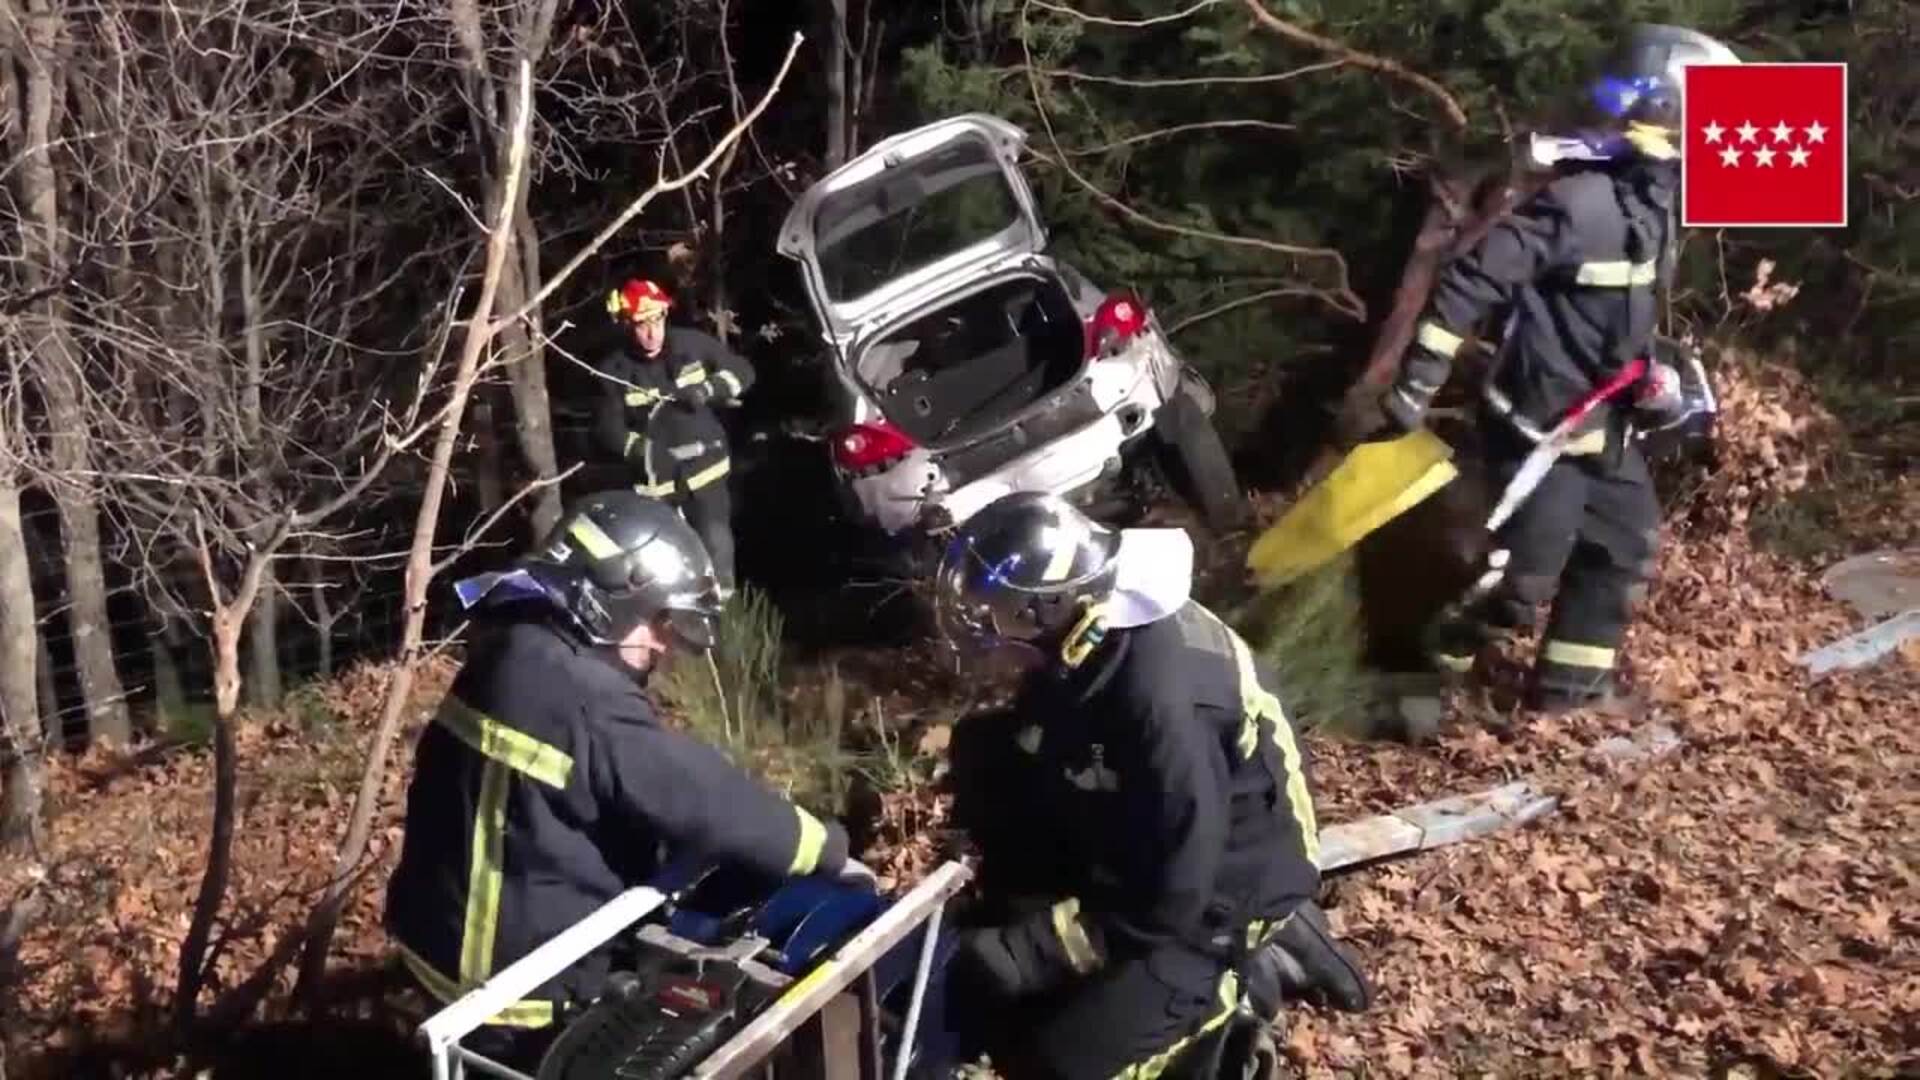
[461,490,724,651]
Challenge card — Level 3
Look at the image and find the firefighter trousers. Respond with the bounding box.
[643,460,735,595]
[1435,436,1660,704]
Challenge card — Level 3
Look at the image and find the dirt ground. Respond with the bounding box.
[2,359,1915,1078]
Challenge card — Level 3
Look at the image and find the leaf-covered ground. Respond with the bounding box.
[1,358,1914,1078]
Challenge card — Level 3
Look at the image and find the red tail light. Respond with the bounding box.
[831,420,917,474]
[1086,291,1149,357]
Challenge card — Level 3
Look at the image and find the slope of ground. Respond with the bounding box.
[1287,358,1920,1077]
[0,357,1912,1079]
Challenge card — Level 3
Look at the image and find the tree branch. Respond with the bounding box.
[498,32,805,326]
[1239,0,1468,130]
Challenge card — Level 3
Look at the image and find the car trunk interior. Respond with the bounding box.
[855,273,1087,448]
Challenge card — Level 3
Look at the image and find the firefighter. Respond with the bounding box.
[1361,24,1737,713]
[384,490,869,1069]
[928,491,1371,1079]
[594,278,756,599]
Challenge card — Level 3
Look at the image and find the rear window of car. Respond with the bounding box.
[812,134,1029,302]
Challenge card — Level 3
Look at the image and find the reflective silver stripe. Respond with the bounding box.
[1573,261,1657,287]
[674,364,708,388]
[668,441,708,461]
[1543,640,1616,668]
[1416,320,1464,358]
[715,369,743,396]
[635,479,677,497]
[624,388,664,407]
[1562,428,1608,457]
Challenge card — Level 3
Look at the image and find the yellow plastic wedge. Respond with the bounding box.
[1246,428,1461,588]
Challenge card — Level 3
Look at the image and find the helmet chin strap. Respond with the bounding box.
[1058,598,1111,669]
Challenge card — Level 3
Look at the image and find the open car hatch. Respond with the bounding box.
[776,113,1048,355]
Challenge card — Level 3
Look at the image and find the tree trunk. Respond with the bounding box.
[6,0,131,747]
[0,470,45,855]
[173,610,242,1033]
[36,628,59,746]
[471,391,508,519]
[151,613,190,736]
[305,556,336,680]
[246,568,282,707]
[498,212,562,538]
[823,0,849,170]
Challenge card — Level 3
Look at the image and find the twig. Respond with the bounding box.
[499,33,806,327]
[1065,119,1297,156]
[1030,0,1222,27]
[1166,286,1326,335]
[431,463,583,576]
[1239,0,1468,130]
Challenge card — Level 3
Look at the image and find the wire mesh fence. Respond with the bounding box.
[24,500,418,749]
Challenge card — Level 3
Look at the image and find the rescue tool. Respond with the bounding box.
[418,861,972,1080]
[1422,356,1649,654]
[1244,427,1460,588]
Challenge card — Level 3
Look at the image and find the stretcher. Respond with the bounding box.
[417,860,972,1080]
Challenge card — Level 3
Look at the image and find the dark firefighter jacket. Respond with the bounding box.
[1395,155,1678,458]
[1008,600,1322,976]
[593,326,756,499]
[384,614,848,1027]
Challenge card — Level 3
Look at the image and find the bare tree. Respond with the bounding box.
[292,31,809,1011]
[0,0,132,746]
[0,345,43,853]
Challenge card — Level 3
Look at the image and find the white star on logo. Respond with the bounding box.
[1789,146,1811,167]
[1736,121,1759,143]
[1719,146,1743,167]
[1804,121,1828,144]
[1702,120,1726,144]
[1770,121,1794,144]
[1753,147,1777,167]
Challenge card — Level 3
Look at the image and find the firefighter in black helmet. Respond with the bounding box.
[1363,24,1738,713]
[929,492,1371,1080]
[384,491,869,1069]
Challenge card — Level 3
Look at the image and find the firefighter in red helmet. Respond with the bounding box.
[594,278,757,598]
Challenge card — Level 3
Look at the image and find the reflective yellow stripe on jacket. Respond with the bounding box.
[423,697,576,1023]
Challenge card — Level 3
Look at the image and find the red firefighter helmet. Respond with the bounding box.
[607,278,672,323]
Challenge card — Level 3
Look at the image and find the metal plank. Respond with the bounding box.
[1799,608,1920,677]
[1318,721,1685,872]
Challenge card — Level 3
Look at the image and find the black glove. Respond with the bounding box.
[1245,900,1374,1015]
[673,381,714,409]
[952,907,1095,1001]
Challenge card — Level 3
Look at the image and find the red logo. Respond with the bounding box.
[1681,62,1847,228]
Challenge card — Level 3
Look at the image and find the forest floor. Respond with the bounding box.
[2,355,1916,1079]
